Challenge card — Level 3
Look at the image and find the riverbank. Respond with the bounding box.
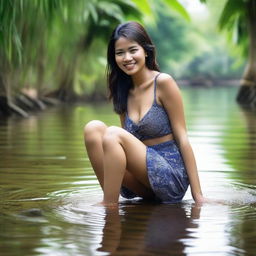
[0,80,240,118]
[177,78,240,87]
[0,94,60,118]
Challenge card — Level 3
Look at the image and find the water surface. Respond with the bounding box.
[0,86,256,256]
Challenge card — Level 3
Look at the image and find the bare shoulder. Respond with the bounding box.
[157,72,173,82]
[157,73,180,95]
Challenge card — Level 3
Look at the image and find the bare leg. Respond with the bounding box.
[84,120,107,189]
[102,126,153,205]
[102,129,126,203]
[84,121,154,204]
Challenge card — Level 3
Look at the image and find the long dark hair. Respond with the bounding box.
[107,21,160,114]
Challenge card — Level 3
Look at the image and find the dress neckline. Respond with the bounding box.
[126,73,162,125]
[126,103,156,125]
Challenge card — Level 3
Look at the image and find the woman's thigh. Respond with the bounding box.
[103,126,151,188]
[122,171,155,198]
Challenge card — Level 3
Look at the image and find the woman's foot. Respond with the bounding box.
[94,201,119,208]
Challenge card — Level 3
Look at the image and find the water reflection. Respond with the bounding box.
[98,203,200,255]
[1,87,256,255]
[230,108,256,182]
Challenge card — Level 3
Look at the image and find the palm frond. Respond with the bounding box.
[218,0,246,30]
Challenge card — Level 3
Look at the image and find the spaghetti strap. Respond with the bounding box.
[154,73,161,101]
[124,71,172,140]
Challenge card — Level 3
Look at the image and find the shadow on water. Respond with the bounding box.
[1,87,256,255]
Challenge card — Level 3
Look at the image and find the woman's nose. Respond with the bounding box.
[123,52,132,61]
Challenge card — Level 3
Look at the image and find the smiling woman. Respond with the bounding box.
[83,21,207,207]
[115,38,147,74]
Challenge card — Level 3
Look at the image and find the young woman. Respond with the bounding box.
[84,21,206,206]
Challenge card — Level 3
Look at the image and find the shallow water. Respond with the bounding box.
[0,86,256,256]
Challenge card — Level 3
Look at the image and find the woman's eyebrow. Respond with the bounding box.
[128,46,138,50]
[115,45,138,51]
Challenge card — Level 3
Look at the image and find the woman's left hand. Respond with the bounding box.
[194,195,225,206]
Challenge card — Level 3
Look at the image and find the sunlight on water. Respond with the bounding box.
[1,87,256,255]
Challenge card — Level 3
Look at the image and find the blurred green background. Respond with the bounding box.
[1,0,255,115]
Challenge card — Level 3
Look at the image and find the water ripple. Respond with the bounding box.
[1,87,256,255]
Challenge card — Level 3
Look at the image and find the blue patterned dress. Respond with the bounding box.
[121,73,189,203]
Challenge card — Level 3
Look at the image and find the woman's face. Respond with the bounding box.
[114,36,147,76]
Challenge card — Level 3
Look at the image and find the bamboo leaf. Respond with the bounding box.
[162,0,190,21]
[98,2,124,22]
[115,0,142,20]
[88,2,98,23]
[131,0,153,16]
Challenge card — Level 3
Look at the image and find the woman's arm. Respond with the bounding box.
[157,73,205,204]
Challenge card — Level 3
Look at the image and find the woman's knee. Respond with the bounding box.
[84,120,107,142]
[102,126,123,149]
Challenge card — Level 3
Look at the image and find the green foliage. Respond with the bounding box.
[218,0,248,57]
[147,8,192,73]
[0,0,65,65]
[5,0,246,101]
[218,0,246,31]
[0,0,144,99]
[200,0,254,58]
[131,0,152,17]
[147,2,244,80]
[162,0,190,21]
[0,0,22,64]
[183,47,245,80]
[0,0,191,100]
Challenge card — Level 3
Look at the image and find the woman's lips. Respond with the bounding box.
[124,62,136,70]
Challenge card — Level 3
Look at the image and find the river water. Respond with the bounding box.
[0,86,256,256]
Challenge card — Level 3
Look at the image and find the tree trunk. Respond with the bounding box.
[53,29,95,102]
[52,55,77,102]
[237,0,256,108]
[0,71,29,117]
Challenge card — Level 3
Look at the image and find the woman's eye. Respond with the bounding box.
[130,49,137,53]
[115,52,123,56]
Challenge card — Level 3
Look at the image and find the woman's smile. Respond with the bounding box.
[124,62,136,70]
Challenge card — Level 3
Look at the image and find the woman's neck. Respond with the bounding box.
[131,69,157,88]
